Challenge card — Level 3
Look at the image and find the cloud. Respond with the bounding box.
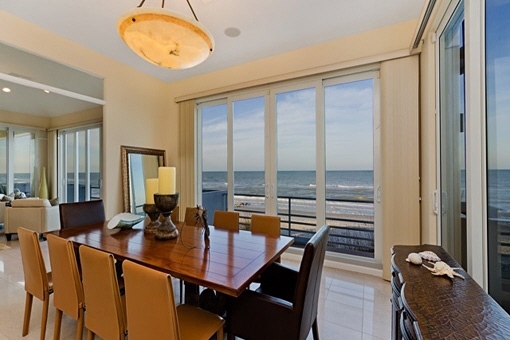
[201,78,375,171]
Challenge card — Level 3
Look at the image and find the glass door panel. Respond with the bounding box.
[200,102,229,217]
[486,0,510,313]
[64,131,76,202]
[232,96,265,228]
[89,128,102,200]
[60,125,102,203]
[0,129,6,194]
[325,78,375,258]
[439,4,466,267]
[275,87,316,242]
[13,131,36,197]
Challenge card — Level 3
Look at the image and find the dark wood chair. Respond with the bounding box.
[227,224,330,340]
[58,199,107,275]
[59,199,105,229]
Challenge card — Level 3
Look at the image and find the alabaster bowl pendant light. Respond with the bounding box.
[117,0,214,69]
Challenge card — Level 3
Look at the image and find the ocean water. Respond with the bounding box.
[0,172,101,198]
[203,170,374,199]
[203,170,375,218]
[203,169,510,219]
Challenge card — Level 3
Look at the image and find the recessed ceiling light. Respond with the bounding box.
[2,87,11,93]
[224,27,241,38]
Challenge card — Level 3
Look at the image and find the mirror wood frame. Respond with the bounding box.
[121,145,166,213]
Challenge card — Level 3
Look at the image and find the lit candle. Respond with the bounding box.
[145,178,159,204]
[158,167,176,194]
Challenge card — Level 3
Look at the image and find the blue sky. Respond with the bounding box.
[201,79,374,172]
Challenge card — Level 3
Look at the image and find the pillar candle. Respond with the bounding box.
[145,178,159,204]
[158,167,176,194]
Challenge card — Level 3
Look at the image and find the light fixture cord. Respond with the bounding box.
[136,0,199,22]
[185,0,199,21]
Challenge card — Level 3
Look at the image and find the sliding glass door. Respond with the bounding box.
[233,96,266,220]
[198,70,379,259]
[486,0,510,313]
[58,124,102,202]
[0,127,38,197]
[325,76,376,257]
[199,101,229,218]
[439,2,467,267]
[275,87,317,241]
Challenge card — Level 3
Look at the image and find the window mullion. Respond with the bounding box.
[316,80,326,227]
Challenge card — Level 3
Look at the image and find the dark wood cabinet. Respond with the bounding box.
[391,245,510,339]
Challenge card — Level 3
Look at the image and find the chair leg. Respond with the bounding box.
[217,326,224,340]
[54,309,63,340]
[41,297,50,340]
[22,292,33,336]
[312,318,320,340]
[76,309,85,340]
[180,279,183,304]
[87,330,95,340]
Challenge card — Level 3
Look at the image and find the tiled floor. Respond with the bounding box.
[0,234,391,340]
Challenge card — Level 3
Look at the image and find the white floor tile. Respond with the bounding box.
[0,233,391,340]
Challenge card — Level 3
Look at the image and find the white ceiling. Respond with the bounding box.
[0,0,426,116]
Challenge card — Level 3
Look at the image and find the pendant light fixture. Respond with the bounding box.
[117,0,214,69]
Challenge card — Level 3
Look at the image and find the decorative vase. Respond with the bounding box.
[38,166,49,199]
[153,193,179,240]
[143,203,160,234]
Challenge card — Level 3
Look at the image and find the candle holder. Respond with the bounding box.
[153,193,179,240]
[142,203,160,234]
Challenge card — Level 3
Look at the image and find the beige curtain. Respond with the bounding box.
[380,55,420,280]
[178,99,196,219]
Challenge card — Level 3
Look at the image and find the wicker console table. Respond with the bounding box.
[391,244,510,339]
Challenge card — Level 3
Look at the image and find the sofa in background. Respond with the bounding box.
[4,198,60,241]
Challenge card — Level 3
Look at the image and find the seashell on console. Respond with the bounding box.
[406,252,423,265]
[418,250,441,262]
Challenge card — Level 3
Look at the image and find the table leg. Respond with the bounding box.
[184,281,200,306]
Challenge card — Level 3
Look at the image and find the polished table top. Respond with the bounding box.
[56,221,294,297]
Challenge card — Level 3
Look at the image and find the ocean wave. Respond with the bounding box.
[330,184,374,190]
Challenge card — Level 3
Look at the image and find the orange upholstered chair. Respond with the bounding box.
[213,210,239,231]
[250,214,281,237]
[122,260,224,340]
[46,234,85,340]
[17,227,53,339]
[79,245,127,340]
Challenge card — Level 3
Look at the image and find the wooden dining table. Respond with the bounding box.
[55,220,294,301]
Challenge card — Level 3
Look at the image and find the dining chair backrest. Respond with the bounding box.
[122,260,225,340]
[17,226,53,339]
[59,199,105,229]
[228,225,330,340]
[294,224,330,338]
[79,245,126,340]
[46,234,84,340]
[250,214,281,238]
[213,210,239,231]
[122,260,180,339]
[171,206,180,224]
[184,206,199,225]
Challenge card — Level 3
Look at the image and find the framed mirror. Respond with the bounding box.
[121,145,166,214]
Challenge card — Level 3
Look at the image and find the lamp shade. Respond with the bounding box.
[118,7,214,69]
